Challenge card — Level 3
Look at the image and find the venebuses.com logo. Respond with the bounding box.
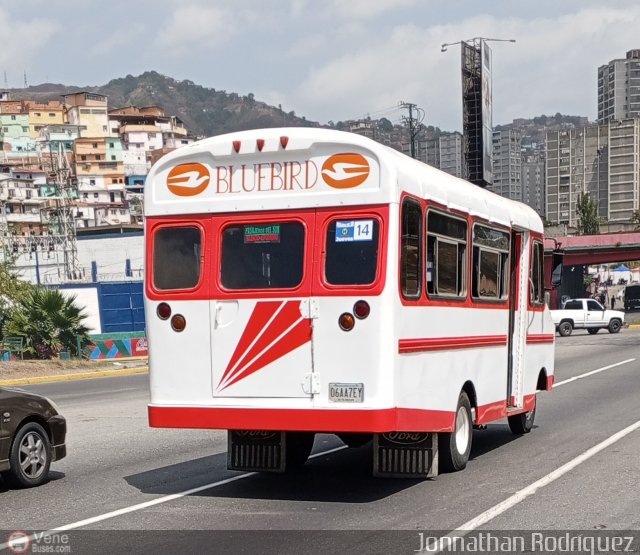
[6,531,71,553]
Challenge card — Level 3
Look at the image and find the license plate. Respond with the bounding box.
[329,383,364,403]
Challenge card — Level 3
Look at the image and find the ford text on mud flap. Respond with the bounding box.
[145,127,557,479]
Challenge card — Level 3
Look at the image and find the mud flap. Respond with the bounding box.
[227,430,286,472]
[373,432,438,478]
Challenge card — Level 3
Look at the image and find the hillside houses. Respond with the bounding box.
[0,91,194,234]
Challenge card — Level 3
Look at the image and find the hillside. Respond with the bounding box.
[9,71,319,137]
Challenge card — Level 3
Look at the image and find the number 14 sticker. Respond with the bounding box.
[335,220,374,242]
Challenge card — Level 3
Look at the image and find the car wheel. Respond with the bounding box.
[439,391,473,472]
[558,321,573,337]
[508,402,536,435]
[4,422,51,488]
[587,328,599,335]
[608,319,622,334]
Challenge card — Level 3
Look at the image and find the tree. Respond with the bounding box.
[631,209,640,231]
[3,288,90,359]
[378,118,394,133]
[575,192,601,235]
[0,260,33,338]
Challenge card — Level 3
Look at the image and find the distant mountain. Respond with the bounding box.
[9,71,319,137]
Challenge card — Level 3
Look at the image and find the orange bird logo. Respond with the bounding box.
[167,163,210,196]
[321,153,370,189]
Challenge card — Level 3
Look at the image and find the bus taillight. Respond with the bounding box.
[171,314,186,332]
[157,303,171,320]
[353,300,370,319]
[339,312,355,332]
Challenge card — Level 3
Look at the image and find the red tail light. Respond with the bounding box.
[353,300,370,319]
[157,302,171,320]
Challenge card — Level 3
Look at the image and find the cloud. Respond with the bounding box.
[90,23,147,57]
[154,4,235,51]
[0,9,59,85]
[279,5,640,129]
[326,0,421,19]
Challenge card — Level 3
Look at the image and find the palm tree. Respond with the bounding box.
[3,288,90,359]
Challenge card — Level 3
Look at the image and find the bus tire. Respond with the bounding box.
[587,328,599,335]
[608,319,622,334]
[557,321,573,337]
[285,432,315,471]
[439,391,473,473]
[508,402,536,435]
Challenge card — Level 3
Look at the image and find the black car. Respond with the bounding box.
[624,284,640,311]
[0,387,66,488]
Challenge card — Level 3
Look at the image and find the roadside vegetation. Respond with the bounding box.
[1,261,90,359]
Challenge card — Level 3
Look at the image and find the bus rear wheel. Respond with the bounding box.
[508,402,536,435]
[439,391,472,473]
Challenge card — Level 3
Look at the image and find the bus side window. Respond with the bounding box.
[426,210,467,298]
[401,199,422,298]
[530,240,544,306]
[471,225,510,301]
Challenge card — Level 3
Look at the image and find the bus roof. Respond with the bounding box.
[144,127,543,233]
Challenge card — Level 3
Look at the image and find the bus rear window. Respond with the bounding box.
[325,219,379,285]
[153,227,202,290]
[221,222,304,289]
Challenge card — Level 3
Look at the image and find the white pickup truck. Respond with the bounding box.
[551,298,625,336]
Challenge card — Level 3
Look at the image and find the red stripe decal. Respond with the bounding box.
[221,317,311,390]
[149,405,455,433]
[526,334,555,344]
[220,300,282,384]
[398,335,508,354]
[218,300,312,391]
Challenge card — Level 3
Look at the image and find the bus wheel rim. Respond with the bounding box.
[455,406,470,454]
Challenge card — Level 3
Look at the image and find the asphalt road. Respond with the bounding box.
[2,329,639,554]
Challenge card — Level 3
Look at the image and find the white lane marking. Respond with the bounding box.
[0,445,348,549]
[554,358,635,387]
[426,418,640,553]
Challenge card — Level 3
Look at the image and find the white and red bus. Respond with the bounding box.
[144,127,557,478]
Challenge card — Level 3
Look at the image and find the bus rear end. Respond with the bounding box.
[145,129,409,475]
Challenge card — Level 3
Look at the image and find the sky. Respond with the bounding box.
[2,0,640,132]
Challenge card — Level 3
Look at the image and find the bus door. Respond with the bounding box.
[210,212,315,399]
[308,207,386,405]
[506,231,527,408]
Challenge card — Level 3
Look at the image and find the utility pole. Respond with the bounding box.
[400,101,425,159]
